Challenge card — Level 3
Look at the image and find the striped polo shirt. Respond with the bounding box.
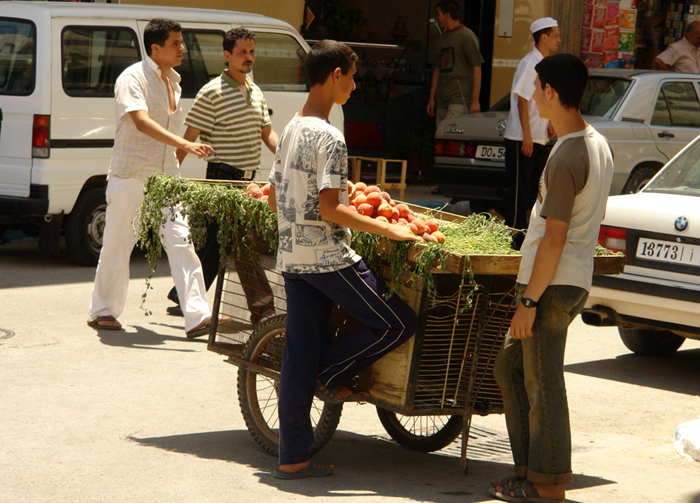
[185,72,271,171]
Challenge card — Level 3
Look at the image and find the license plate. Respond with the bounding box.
[636,238,700,266]
[476,145,505,160]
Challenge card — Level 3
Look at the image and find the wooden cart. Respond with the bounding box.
[206,204,624,471]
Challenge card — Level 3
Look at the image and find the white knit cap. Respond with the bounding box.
[530,17,558,34]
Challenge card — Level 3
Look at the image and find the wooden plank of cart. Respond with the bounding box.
[206,202,625,472]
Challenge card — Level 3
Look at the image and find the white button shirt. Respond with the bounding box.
[504,47,549,146]
[656,36,700,74]
[109,56,184,182]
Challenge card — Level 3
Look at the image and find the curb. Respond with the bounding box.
[674,417,700,462]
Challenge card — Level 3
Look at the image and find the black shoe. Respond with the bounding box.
[167,286,179,305]
[166,305,184,317]
[250,308,276,325]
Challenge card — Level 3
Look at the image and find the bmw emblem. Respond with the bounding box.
[674,216,689,232]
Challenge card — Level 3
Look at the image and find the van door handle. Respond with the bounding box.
[0,109,3,135]
[658,131,674,138]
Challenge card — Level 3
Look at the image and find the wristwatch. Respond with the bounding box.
[521,297,539,308]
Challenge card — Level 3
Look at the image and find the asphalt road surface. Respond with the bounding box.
[1,239,699,503]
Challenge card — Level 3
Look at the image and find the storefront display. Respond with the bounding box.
[582,0,700,70]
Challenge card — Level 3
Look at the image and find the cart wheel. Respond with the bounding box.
[376,407,463,452]
[237,314,343,457]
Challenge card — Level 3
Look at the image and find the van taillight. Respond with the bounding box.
[32,114,50,159]
[598,226,628,258]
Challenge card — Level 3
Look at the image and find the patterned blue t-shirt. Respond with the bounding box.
[269,114,361,274]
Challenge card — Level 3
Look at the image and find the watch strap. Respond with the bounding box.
[521,297,539,308]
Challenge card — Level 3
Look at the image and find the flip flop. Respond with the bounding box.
[489,479,563,503]
[186,315,231,339]
[87,315,122,331]
[186,317,212,338]
[273,461,334,480]
[315,381,349,405]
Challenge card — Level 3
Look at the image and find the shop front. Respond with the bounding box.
[574,0,700,70]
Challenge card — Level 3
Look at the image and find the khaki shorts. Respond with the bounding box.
[436,103,468,128]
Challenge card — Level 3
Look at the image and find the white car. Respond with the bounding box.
[434,70,700,206]
[581,136,700,356]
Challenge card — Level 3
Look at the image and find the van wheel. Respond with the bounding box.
[618,327,685,357]
[621,165,659,194]
[65,187,106,267]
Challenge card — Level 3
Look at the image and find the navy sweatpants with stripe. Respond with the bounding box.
[278,260,418,465]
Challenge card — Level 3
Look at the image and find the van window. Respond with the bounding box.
[253,32,308,92]
[181,30,225,98]
[62,26,141,97]
[0,18,35,96]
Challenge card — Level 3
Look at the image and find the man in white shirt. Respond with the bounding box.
[88,18,215,337]
[492,17,560,229]
[653,21,700,73]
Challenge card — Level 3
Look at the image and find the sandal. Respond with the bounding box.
[315,381,349,405]
[489,479,563,503]
[186,317,212,338]
[186,315,231,339]
[273,461,334,480]
[87,315,122,331]
[491,475,525,489]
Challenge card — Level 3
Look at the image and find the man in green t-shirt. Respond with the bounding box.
[427,0,484,126]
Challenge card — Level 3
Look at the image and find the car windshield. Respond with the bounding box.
[580,77,631,118]
[644,141,700,196]
[489,76,631,117]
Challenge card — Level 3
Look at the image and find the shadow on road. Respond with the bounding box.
[96,324,200,352]
[565,348,700,396]
[0,240,171,289]
[129,428,613,502]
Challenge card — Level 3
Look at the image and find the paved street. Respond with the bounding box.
[1,231,699,503]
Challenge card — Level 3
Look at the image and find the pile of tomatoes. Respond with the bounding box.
[348,182,444,243]
[245,181,444,243]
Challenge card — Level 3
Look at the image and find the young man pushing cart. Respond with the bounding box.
[267,40,419,479]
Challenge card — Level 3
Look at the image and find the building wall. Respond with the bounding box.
[118,0,304,31]
[491,0,552,105]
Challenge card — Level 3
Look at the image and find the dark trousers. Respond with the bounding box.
[168,162,273,320]
[496,139,550,230]
[277,260,417,464]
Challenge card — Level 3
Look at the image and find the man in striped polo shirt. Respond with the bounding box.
[166,27,278,323]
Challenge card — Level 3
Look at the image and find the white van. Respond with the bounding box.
[0,2,343,265]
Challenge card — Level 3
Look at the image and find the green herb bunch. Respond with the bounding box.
[136,175,277,312]
[353,212,519,309]
[136,176,520,312]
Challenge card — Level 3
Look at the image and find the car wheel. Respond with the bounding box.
[621,165,659,194]
[65,187,106,267]
[618,327,685,357]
